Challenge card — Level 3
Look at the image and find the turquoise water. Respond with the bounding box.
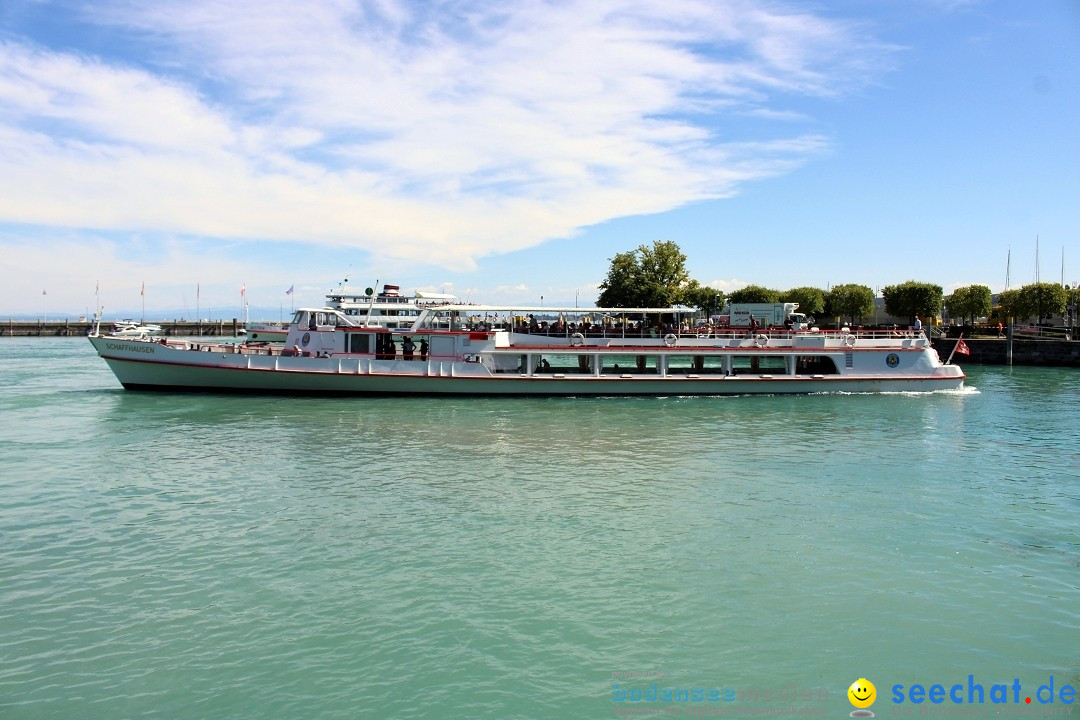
[1,338,1078,719]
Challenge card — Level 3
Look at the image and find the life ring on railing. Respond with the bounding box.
[754,334,769,347]
[664,333,678,347]
[570,332,586,346]
[843,333,856,347]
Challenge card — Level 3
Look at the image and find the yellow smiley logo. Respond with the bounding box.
[848,678,876,709]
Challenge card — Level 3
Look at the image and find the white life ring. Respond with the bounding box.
[843,333,856,347]
[754,334,768,347]
[570,332,586,346]
[664,333,678,347]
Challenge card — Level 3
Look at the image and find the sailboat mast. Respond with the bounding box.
[1035,235,1040,284]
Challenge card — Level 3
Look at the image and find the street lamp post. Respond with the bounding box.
[1067,284,1076,340]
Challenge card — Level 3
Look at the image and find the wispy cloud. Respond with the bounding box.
[0,0,893,279]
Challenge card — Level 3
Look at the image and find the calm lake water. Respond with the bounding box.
[1,337,1078,719]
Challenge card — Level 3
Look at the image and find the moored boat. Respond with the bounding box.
[243,321,289,343]
[89,301,965,395]
[111,320,164,337]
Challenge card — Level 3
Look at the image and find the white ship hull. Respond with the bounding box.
[89,336,965,396]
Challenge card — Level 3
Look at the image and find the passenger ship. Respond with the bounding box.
[88,299,965,395]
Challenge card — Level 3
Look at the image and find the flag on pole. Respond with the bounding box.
[42,289,46,296]
[945,335,970,364]
[197,283,200,300]
[285,285,294,295]
[140,282,145,297]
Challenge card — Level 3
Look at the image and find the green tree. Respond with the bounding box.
[1018,282,1067,323]
[597,240,691,307]
[944,284,992,325]
[825,284,875,325]
[780,286,825,316]
[882,281,943,323]
[996,289,1024,322]
[727,285,780,304]
[683,283,725,317]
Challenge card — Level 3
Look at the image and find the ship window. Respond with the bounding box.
[794,356,839,375]
[598,354,656,373]
[530,353,592,373]
[664,355,725,374]
[730,355,787,374]
[349,334,371,354]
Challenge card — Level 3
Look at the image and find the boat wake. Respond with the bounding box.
[819,385,980,397]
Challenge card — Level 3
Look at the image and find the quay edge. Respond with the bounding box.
[3,319,246,338]
[930,337,1080,368]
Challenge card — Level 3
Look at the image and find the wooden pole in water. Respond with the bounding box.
[1006,324,1013,366]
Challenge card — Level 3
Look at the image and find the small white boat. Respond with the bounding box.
[111,320,163,338]
[243,322,288,343]
[89,300,965,396]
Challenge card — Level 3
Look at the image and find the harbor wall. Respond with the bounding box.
[3,319,244,337]
[6,320,1079,367]
[931,337,1080,368]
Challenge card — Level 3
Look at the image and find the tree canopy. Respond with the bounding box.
[597,240,693,308]
[825,284,875,324]
[882,281,943,323]
[995,283,1067,323]
[1018,282,1067,322]
[727,285,780,304]
[683,284,725,316]
[944,284,992,325]
[996,289,1023,322]
[780,286,825,316]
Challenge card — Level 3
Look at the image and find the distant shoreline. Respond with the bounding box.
[3,319,245,338]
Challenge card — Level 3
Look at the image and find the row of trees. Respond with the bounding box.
[597,241,1076,324]
[723,281,952,325]
[996,284,1072,324]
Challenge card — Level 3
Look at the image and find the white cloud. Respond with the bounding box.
[0,0,895,310]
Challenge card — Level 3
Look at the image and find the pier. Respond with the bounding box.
[4,319,246,337]
[930,336,1080,368]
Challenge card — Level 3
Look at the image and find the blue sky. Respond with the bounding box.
[1,0,1077,318]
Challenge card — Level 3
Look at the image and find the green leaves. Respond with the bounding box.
[598,241,700,308]
[882,281,943,323]
[826,284,875,324]
[944,285,992,325]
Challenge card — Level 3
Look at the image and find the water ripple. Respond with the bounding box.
[2,343,1078,718]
